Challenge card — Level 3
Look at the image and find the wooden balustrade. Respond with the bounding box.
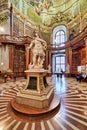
[0,34,32,45]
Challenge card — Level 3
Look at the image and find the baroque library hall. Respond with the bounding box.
[0,0,87,130]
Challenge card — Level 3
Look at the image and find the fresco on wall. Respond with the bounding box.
[10,0,19,9]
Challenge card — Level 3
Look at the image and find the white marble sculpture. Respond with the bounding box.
[28,33,47,70]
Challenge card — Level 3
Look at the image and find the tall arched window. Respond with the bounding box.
[55,30,66,47]
[55,55,66,72]
[52,25,67,73]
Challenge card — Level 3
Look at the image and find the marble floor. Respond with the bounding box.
[0,75,87,130]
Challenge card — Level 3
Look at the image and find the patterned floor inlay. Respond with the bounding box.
[0,76,87,130]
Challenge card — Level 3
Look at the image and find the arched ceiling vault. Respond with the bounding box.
[0,0,87,35]
[11,0,87,28]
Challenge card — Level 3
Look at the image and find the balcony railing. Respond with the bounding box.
[0,34,32,45]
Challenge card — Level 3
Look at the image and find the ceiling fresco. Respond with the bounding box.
[9,0,87,27]
[25,0,80,26]
[0,0,87,28]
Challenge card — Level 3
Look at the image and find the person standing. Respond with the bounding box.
[60,69,63,78]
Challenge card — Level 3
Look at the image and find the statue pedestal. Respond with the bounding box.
[15,69,54,108]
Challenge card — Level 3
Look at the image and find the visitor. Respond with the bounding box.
[57,68,59,78]
[60,69,63,78]
[76,72,85,82]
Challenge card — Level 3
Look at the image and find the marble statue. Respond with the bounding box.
[28,33,47,69]
[15,33,54,110]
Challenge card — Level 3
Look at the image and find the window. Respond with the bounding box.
[55,30,65,47]
[52,25,67,73]
[55,55,66,72]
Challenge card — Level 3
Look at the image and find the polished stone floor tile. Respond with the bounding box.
[0,76,87,130]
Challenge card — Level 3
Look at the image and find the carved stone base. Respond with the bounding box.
[16,87,54,108]
[15,70,54,108]
[11,94,60,115]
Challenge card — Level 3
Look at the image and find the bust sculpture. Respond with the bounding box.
[28,33,47,69]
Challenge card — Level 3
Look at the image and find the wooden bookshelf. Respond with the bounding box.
[13,46,26,77]
[72,52,81,74]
